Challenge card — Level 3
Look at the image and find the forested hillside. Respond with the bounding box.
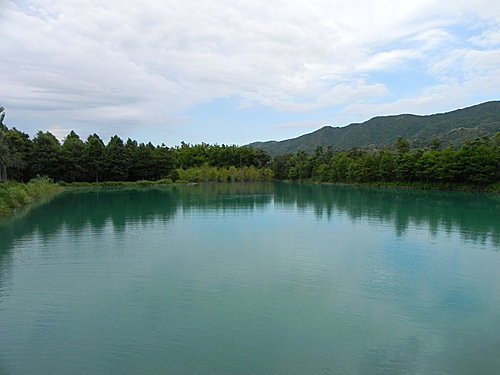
[249,101,500,156]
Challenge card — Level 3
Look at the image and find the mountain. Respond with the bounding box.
[248,101,500,156]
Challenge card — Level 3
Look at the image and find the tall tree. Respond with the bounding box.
[133,142,156,180]
[4,128,32,181]
[104,135,128,181]
[0,107,11,181]
[124,138,139,180]
[152,145,175,180]
[0,128,10,181]
[85,134,106,182]
[31,131,61,180]
[61,131,86,182]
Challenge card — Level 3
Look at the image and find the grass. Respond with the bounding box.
[310,180,500,194]
[0,177,63,217]
[356,181,500,193]
[56,178,176,189]
[0,178,190,217]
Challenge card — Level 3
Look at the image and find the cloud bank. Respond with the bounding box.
[0,0,499,144]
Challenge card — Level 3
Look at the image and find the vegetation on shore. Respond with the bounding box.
[176,165,274,182]
[0,177,62,217]
[0,124,270,183]
[0,115,498,201]
[55,164,275,186]
[272,134,500,191]
[311,181,500,194]
[0,165,275,218]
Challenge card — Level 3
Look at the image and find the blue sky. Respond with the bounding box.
[0,0,499,146]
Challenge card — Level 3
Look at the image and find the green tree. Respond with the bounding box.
[0,128,10,181]
[330,153,350,182]
[152,145,175,180]
[31,131,61,180]
[133,143,156,180]
[378,150,397,182]
[0,125,32,182]
[61,131,86,182]
[124,138,139,180]
[271,154,291,180]
[396,151,421,182]
[457,142,498,185]
[436,148,459,182]
[416,150,439,182]
[104,135,128,181]
[85,134,106,182]
[395,137,410,154]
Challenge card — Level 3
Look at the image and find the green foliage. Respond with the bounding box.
[1,120,497,193]
[1,128,32,181]
[271,134,500,189]
[152,145,175,180]
[176,165,274,183]
[0,128,10,182]
[104,135,128,181]
[395,137,410,154]
[85,134,105,182]
[31,131,61,180]
[0,177,61,216]
[154,178,173,185]
[61,131,86,182]
[174,143,270,169]
[2,126,269,184]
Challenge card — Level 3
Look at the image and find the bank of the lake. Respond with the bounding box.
[61,178,500,194]
[313,180,500,194]
[0,178,500,217]
[0,178,63,217]
[57,178,175,188]
[1,176,498,219]
[0,179,187,218]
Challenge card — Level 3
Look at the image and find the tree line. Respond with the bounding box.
[272,135,500,186]
[0,125,270,183]
[1,119,498,187]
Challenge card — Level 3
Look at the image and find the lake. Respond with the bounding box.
[1,183,499,375]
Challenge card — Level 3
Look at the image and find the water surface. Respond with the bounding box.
[1,183,499,374]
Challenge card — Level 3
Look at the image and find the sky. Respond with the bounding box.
[0,0,499,146]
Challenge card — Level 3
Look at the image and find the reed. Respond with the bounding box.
[0,177,63,217]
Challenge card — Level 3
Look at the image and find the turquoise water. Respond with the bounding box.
[0,183,499,374]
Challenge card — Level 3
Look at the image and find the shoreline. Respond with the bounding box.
[0,179,64,218]
[1,179,498,219]
[309,181,500,194]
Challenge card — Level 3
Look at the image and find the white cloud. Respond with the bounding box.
[0,0,499,143]
[469,28,500,47]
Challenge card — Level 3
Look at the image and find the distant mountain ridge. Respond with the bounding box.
[247,101,500,156]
